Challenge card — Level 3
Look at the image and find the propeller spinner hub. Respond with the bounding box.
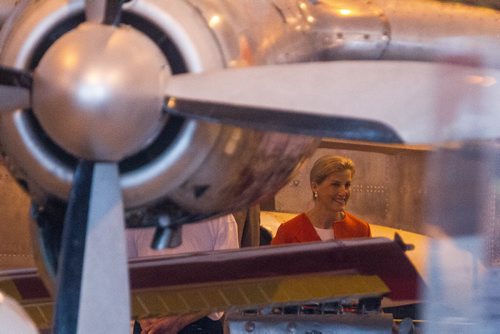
[33,22,170,161]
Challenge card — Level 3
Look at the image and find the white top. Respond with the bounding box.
[126,214,239,321]
[313,226,334,241]
[127,214,239,258]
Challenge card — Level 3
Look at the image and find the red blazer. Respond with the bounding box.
[271,212,371,245]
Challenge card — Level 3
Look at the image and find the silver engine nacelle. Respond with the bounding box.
[0,0,324,225]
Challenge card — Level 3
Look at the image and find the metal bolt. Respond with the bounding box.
[244,321,255,332]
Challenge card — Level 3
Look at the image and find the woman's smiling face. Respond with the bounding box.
[312,169,352,213]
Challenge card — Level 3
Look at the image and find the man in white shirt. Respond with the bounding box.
[127,214,239,334]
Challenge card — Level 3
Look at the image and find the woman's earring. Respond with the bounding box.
[313,191,318,199]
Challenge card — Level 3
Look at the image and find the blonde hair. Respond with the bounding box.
[310,155,355,185]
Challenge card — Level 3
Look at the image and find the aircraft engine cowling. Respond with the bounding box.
[0,0,324,226]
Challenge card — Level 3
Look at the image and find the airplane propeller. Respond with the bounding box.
[163,60,500,144]
[53,161,129,333]
[163,62,404,143]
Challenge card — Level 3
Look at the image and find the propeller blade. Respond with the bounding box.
[0,66,31,112]
[54,161,129,334]
[85,0,124,25]
[164,61,500,144]
[165,96,402,143]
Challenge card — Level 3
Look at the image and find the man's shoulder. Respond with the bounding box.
[200,214,236,226]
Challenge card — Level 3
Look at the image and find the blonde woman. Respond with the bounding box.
[272,155,370,245]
